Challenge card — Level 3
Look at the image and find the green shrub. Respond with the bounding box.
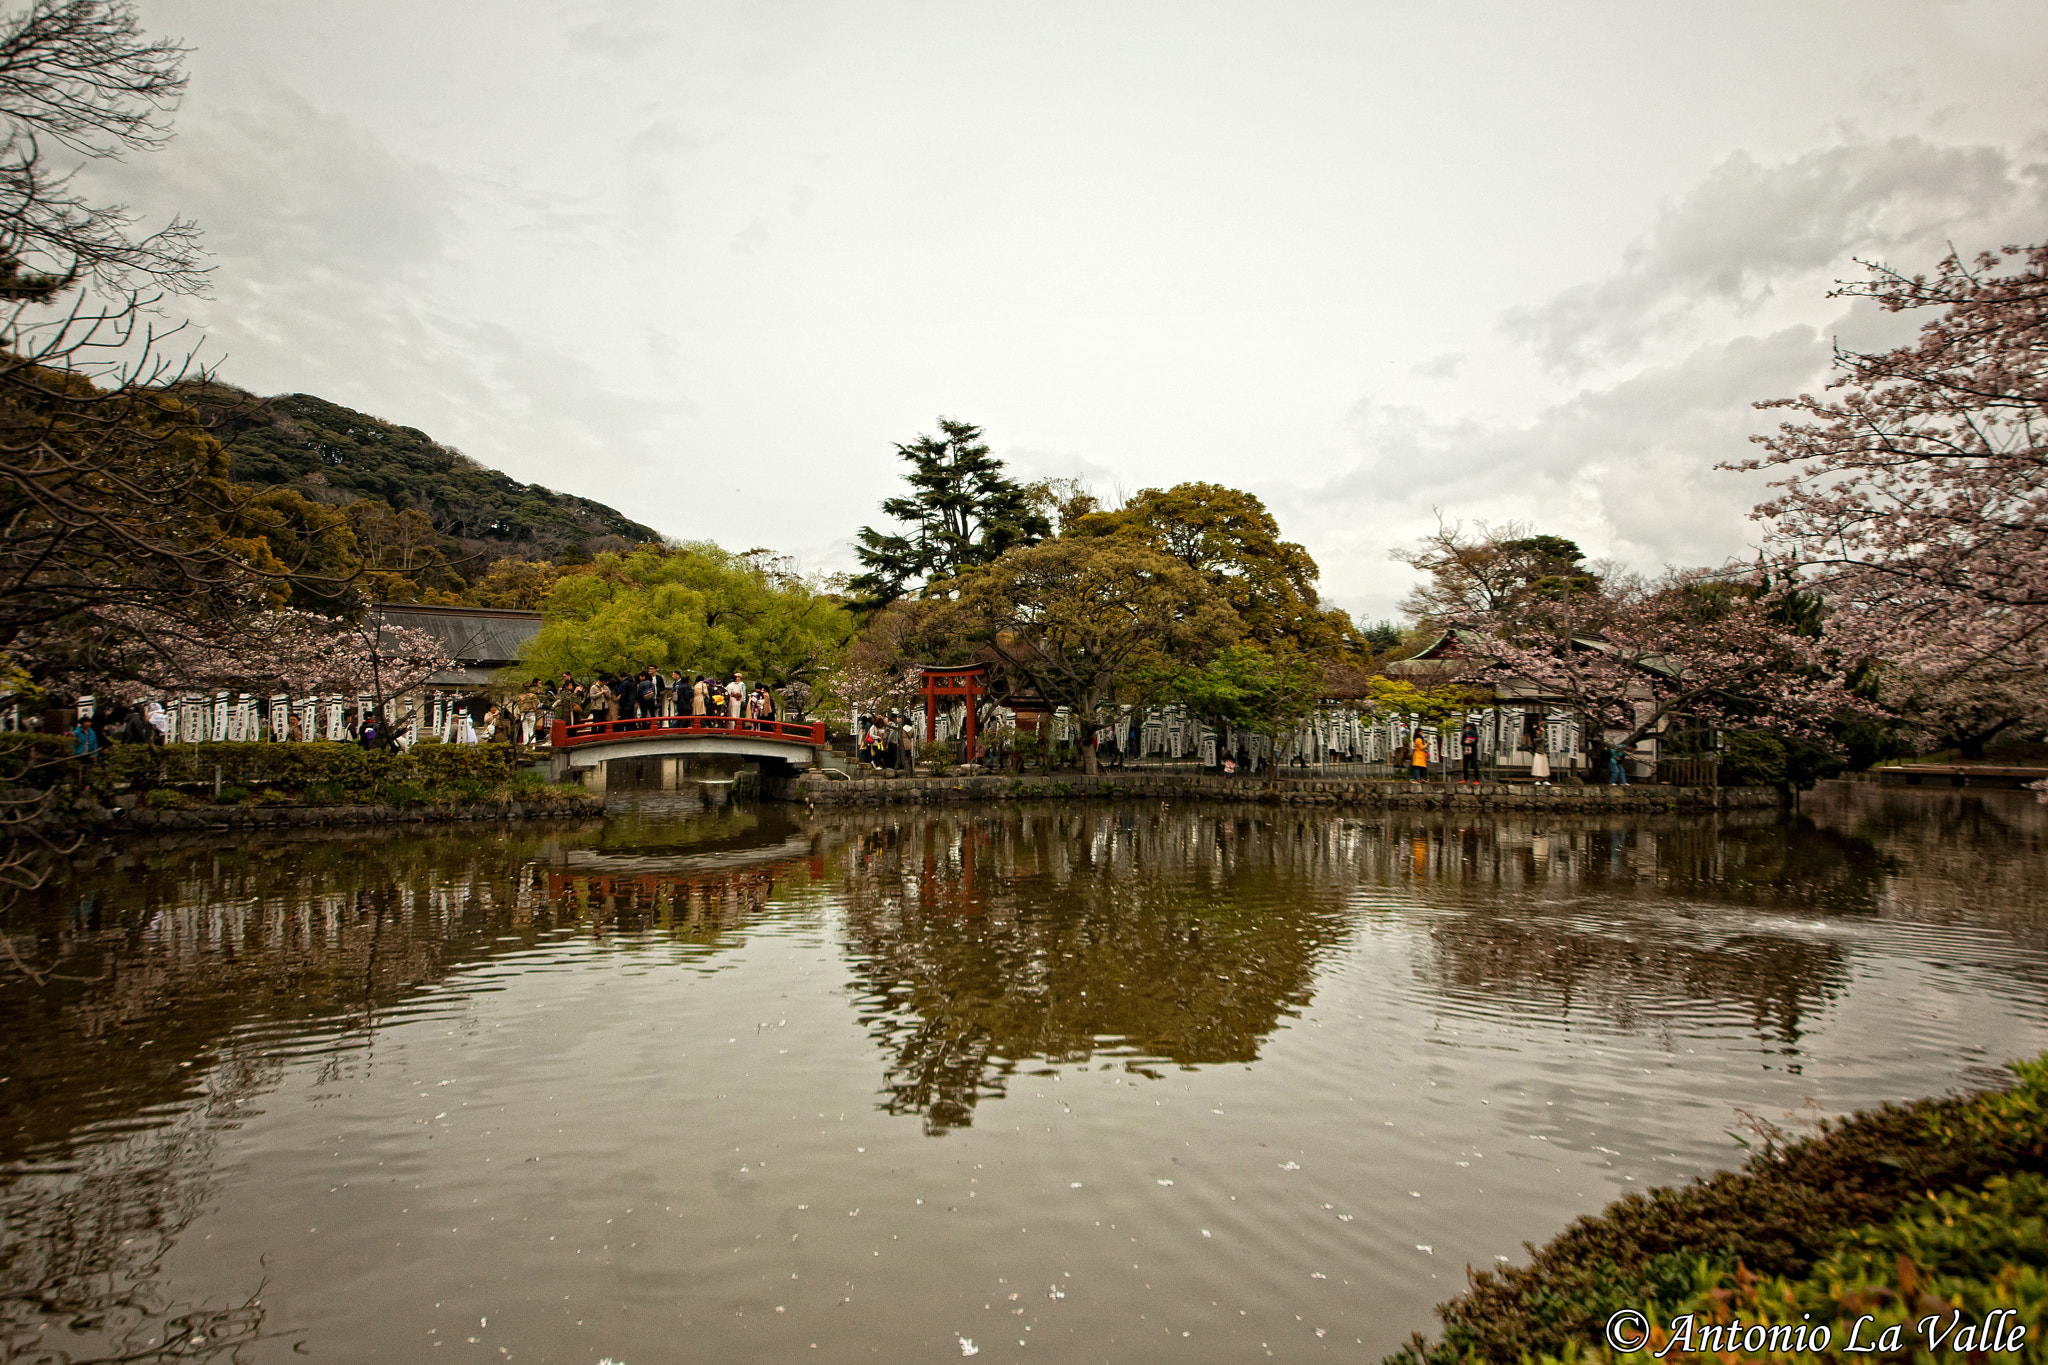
[1719,732,1789,789]
[91,741,519,801]
[217,785,251,804]
[506,770,549,796]
[377,781,429,808]
[144,787,195,810]
[433,778,497,806]
[1534,1173,2048,1364]
[0,732,79,786]
[302,780,346,805]
[1391,1054,2048,1365]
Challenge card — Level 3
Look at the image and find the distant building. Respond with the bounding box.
[372,602,543,694]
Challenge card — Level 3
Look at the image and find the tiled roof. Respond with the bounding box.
[373,603,542,668]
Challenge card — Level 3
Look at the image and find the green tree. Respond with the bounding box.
[511,543,855,696]
[1156,644,1327,742]
[963,537,1240,773]
[1074,482,1356,657]
[851,417,1051,606]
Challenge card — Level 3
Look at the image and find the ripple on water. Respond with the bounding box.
[1,789,2044,1362]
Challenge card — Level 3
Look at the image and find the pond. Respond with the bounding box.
[2,783,2044,1364]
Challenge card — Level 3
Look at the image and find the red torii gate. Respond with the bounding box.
[919,664,988,759]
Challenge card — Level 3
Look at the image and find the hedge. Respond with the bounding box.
[0,735,525,799]
[1390,1054,2048,1365]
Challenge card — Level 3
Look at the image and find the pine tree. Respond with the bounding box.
[850,417,1050,606]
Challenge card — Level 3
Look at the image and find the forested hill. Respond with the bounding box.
[176,384,662,567]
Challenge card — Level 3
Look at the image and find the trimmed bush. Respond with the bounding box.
[1391,1055,2048,1365]
[91,741,521,801]
[0,732,83,786]
[1529,1173,2048,1363]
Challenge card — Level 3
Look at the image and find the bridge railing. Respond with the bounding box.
[551,715,828,749]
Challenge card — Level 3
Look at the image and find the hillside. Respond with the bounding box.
[173,383,662,579]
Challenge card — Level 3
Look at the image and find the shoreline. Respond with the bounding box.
[28,792,605,838]
[782,768,1783,812]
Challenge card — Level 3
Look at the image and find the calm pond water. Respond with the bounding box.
[2,783,2045,1364]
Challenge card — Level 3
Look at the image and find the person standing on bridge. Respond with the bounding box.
[692,675,709,716]
[727,672,745,719]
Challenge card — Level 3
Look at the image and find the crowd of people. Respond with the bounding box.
[539,669,778,727]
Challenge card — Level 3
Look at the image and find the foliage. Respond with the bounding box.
[1076,482,1357,657]
[1526,1172,2048,1365]
[0,732,70,785]
[0,0,203,299]
[850,417,1050,607]
[1358,675,1485,726]
[1878,658,2048,761]
[820,595,976,721]
[463,556,563,610]
[57,738,559,804]
[32,607,450,704]
[0,9,386,696]
[1359,619,1405,654]
[1393,519,1600,633]
[1738,242,2048,671]
[172,385,661,591]
[0,371,299,681]
[1155,644,1326,740]
[1717,731,1789,789]
[1388,1053,2048,1365]
[513,542,855,692]
[963,537,1240,772]
[1464,569,1869,757]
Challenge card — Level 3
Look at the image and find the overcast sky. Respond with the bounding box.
[100,0,2048,622]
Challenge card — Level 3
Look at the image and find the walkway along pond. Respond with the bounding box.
[0,782,2041,1363]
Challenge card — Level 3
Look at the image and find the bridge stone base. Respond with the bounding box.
[551,745,815,797]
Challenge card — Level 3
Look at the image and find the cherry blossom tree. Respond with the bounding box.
[54,607,449,703]
[1735,242,2048,669]
[1462,570,1867,751]
[1878,654,2048,760]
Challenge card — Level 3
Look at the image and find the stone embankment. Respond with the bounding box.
[70,795,604,835]
[781,769,1780,812]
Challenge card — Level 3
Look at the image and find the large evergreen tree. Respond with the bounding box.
[850,418,1050,606]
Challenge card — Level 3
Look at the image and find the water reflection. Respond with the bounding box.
[832,809,1358,1132]
[0,787,2043,1362]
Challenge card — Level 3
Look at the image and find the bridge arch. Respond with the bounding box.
[547,716,828,789]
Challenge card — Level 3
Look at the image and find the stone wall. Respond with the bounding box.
[773,769,1782,813]
[89,795,603,835]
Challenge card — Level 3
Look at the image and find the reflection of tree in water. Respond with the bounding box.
[0,818,808,1356]
[833,808,1358,1134]
[0,1057,290,1362]
[1803,784,2048,959]
[1384,813,1868,1051]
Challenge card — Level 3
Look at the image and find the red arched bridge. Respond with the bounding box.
[549,715,828,781]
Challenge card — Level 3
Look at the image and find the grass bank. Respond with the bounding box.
[1389,1056,2048,1365]
[1,735,591,819]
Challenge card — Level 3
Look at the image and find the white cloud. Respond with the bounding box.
[1283,327,1835,623]
[87,83,685,507]
[1503,137,2048,373]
